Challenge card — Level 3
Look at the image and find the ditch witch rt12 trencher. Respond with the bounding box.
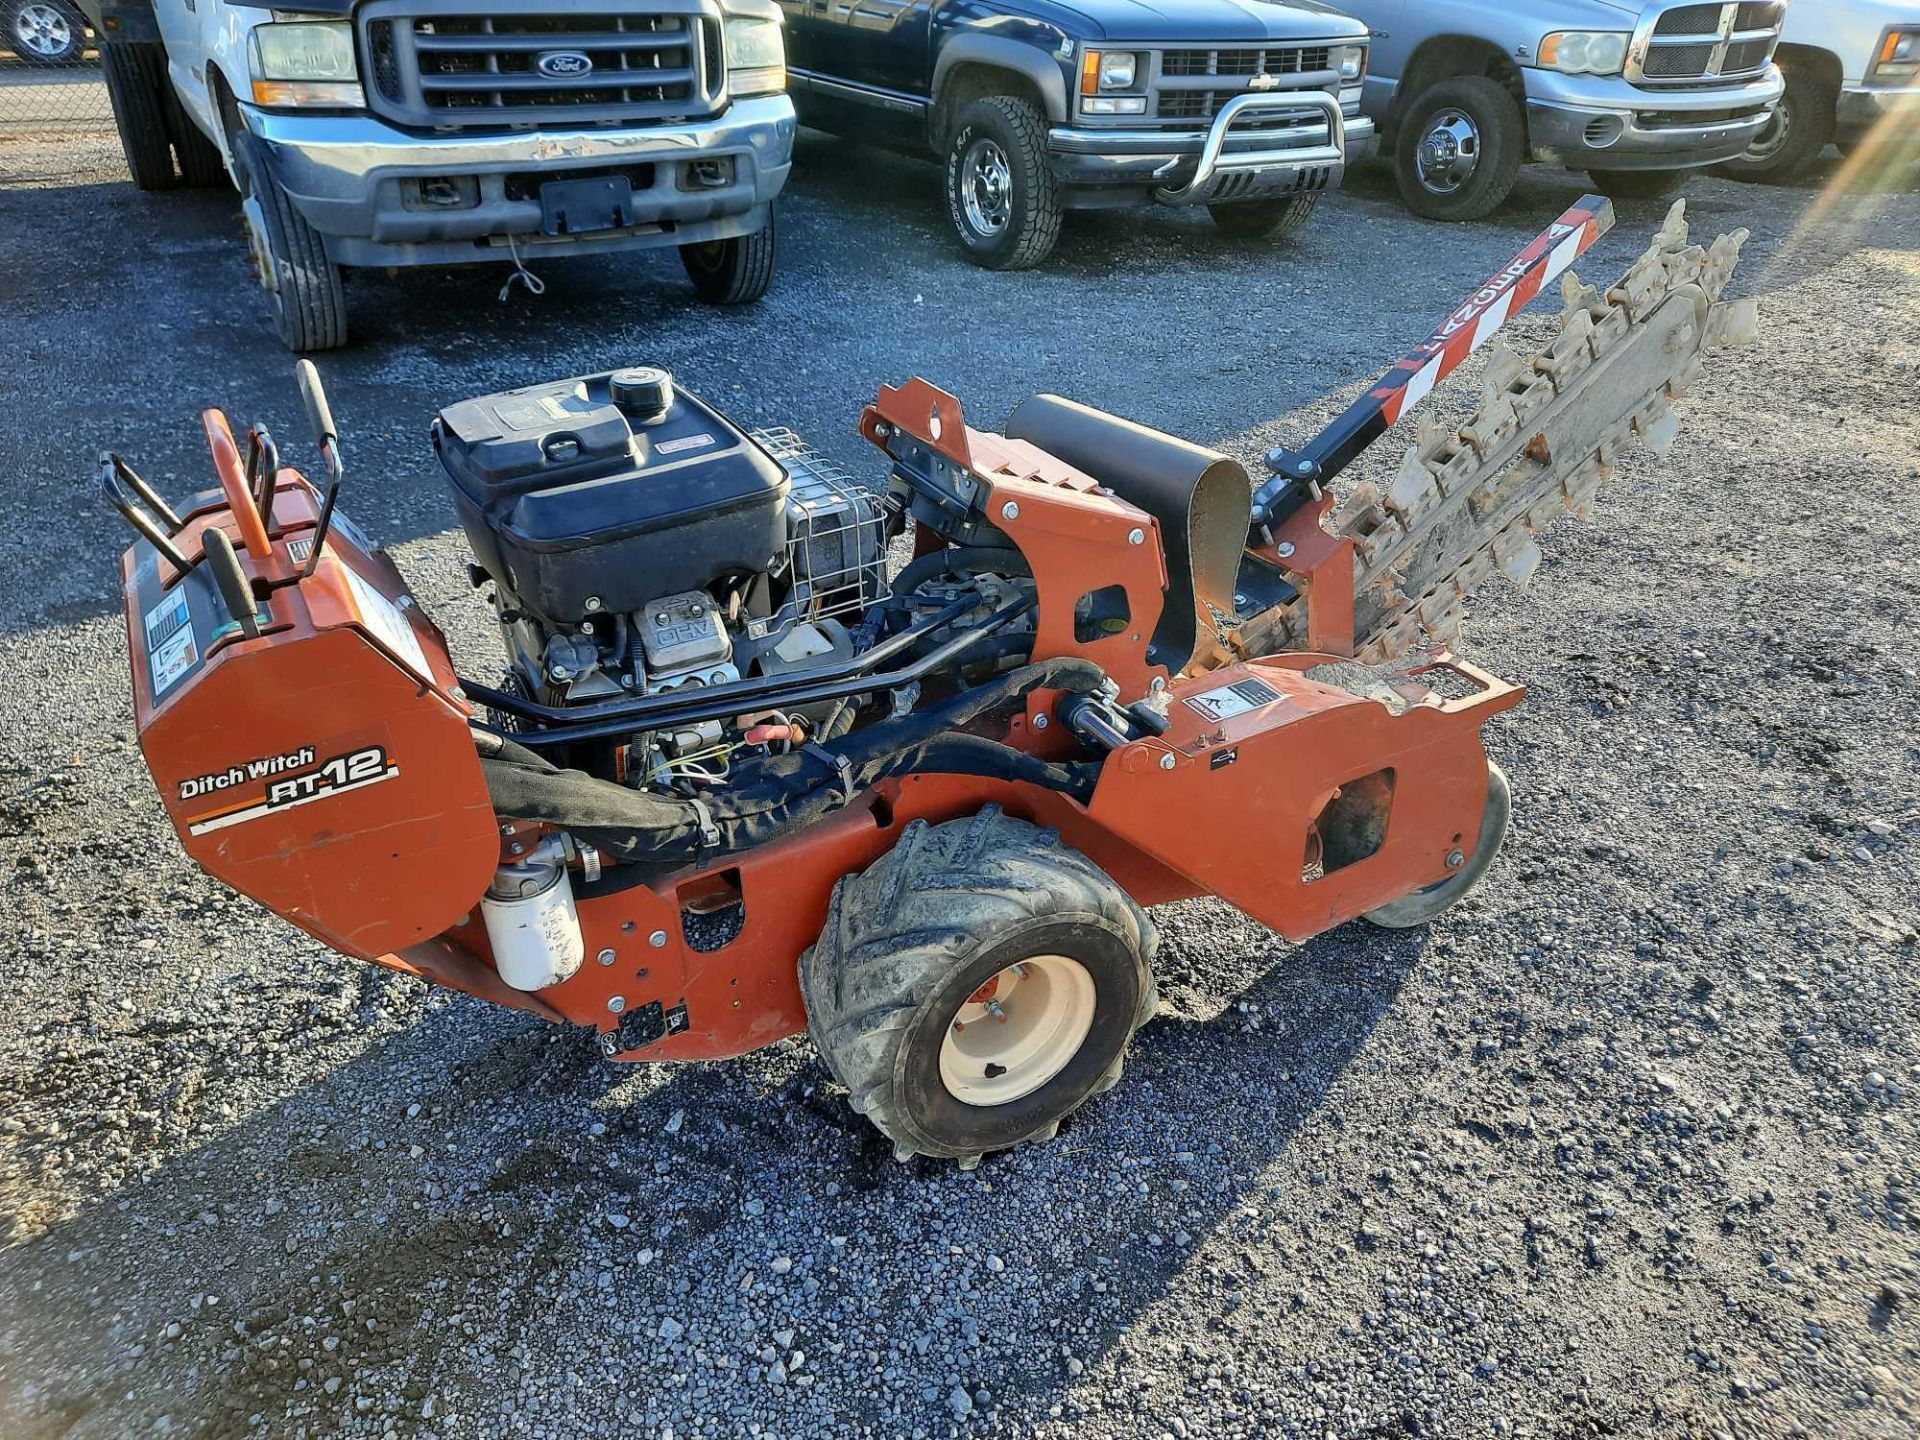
[108,199,1753,1165]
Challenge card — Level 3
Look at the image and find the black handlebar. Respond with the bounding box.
[98,451,193,573]
[296,359,337,448]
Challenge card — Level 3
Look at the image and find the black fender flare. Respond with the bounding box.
[932,32,1073,128]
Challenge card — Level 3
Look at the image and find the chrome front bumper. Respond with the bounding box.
[1523,67,1781,170]
[242,95,797,268]
[1050,91,1371,204]
[1836,82,1920,140]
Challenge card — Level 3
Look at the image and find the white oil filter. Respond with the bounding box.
[481,849,585,991]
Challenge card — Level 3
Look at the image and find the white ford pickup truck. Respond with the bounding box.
[90,0,797,350]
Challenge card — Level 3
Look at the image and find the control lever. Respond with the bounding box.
[295,359,345,579]
[98,451,192,574]
[244,423,280,530]
[201,526,263,639]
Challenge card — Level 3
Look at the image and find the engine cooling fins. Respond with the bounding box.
[1232,200,1759,665]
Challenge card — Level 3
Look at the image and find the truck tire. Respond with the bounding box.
[943,95,1063,270]
[1715,56,1833,182]
[165,89,229,189]
[679,214,776,304]
[5,0,86,66]
[1207,193,1319,240]
[1393,76,1524,221]
[1362,763,1511,929]
[232,131,348,352]
[1586,168,1683,201]
[800,806,1158,1166]
[100,41,177,192]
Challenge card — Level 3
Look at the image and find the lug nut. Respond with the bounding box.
[1446,849,1466,868]
[1001,501,1020,521]
[607,995,627,1014]
[597,948,617,967]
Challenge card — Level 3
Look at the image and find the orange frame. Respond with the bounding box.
[122,383,1524,1066]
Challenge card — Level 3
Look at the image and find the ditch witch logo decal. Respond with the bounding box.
[180,744,397,837]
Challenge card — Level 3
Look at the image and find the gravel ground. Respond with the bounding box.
[0,128,1916,1440]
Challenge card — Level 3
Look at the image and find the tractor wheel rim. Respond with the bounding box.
[15,4,73,56]
[1415,108,1480,195]
[938,954,1095,1106]
[961,138,1013,237]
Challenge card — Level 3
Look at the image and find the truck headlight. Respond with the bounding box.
[1873,28,1919,78]
[725,16,786,97]
[248,21,364,108]
[1080,51,1142,94]
[1538,31,1630,77]
[1334,44,1367,81]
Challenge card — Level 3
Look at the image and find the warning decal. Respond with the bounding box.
[342,565,433,683]
[143,588,198,697]
[1185,676,1282,723]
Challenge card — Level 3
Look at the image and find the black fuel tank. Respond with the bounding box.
[433,367,788,625]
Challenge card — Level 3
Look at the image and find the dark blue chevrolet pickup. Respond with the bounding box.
[776,0,1376,267]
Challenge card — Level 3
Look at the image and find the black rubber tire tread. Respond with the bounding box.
[679,216,777,305]
[1392,76,1524,222]
[943,95,1064,271]
[1207,193,1320,240]
[1364,762,1511,929]
[800,805,1158,1162]
[100,41,177,192]
[235,133,348,352]
[165,89,229,189]
[1713,57,1834,182]
[1586,167,1685,201]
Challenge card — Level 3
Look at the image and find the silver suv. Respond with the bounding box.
[1350,1,1787,217]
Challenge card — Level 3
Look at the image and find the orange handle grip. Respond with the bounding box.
[202,408,272,561]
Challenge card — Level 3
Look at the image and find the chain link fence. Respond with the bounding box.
[0,1,110,131]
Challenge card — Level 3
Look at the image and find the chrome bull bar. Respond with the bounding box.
[1154,90,1347,204]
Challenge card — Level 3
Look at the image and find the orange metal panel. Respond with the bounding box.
[127,509,498,962]
[1087,656,1522,940]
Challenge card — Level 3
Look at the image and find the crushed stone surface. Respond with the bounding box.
[1,130,1916,1439]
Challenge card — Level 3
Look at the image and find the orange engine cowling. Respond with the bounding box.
[121,482,499,961]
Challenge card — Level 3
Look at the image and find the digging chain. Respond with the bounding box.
[1233,201,1760,664]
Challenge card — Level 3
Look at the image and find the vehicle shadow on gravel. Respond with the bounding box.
[0,908,1424,1437]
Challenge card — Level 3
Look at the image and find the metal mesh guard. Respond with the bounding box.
[751,427,895,624]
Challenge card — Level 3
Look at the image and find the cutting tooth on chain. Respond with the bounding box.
[1235,206,1756,665]
[1558,270,1604,320]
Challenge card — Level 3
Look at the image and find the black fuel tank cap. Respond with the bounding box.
[610,366,674,424]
